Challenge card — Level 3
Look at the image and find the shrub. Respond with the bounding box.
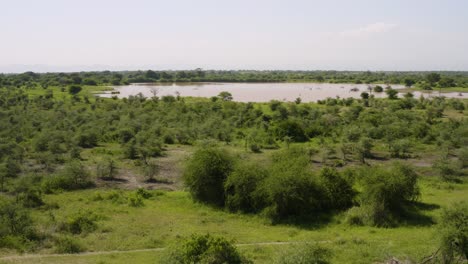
[75,131,98,148]
[373,85,383,92]
[433,157,460,181]
[274,120,308,142]
[161,234,252,264]
[457,147,468,169]
[60,211,99,234]
[68,85,82,95]
[184,147,234,206]
[224,163,268,213]
[249,143,261,153]
[438,202,468,263]
[318,167,355,210]
[127,193,144,207]
[54,236,85,254]
[275,243,331,264]
[357,163,419,227]
[144,161,159,182]
[96,159,118,180]
[263,148,324,220]
[0,200,37,250]
[388,139,412,158]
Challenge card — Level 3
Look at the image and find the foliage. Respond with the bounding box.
[224,163,268,213]
[438,202,468,263]
[54,235,85,254]
[184,147,234,206]
[274,243,332,264]
[352,163,419,227]
[161,234,252,264]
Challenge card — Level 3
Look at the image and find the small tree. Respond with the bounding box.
[217,91,233,101]
[144,160,160,182]
[385,88,399,100]
[96,159,118,180]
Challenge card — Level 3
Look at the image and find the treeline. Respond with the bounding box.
[1,70,468,88]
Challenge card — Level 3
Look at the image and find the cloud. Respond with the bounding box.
[339,22,397,37]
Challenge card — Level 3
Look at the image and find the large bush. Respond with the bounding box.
[318,167,355,210]
[161,234,252,264]
[0,199,37,250]
[438,202,468,263]
[263,148,324,220]
[184,147,234,206]
[224,163,268,213]
[350,163,419,227]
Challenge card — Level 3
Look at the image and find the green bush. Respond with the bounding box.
[318,167,355,210]
[54,236,85,254]
[275,243,331,264]
[184,147,234,206]
[60,211,99,234]
[356,163,419,227]
[0,200,37,250]
[263,148,323,220]
[438,202,468,263]
[224,163,268,213]
[161,234,252,264]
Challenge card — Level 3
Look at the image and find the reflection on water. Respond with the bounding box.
[98,82,467,102]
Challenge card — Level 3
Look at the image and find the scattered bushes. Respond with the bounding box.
[161,234,252,264]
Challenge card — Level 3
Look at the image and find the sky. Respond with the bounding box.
[1,0,468,72]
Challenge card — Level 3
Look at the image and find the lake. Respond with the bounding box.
[98,82,467,102]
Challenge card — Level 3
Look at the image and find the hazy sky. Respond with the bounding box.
[2,0,468,72]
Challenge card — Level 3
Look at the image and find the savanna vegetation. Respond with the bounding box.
[0,71,467,263]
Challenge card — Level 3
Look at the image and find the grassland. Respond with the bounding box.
[1,142,467,264]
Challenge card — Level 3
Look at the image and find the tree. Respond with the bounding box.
[404,78,415,88]
[439,77,455,88]
[360,92,369,100]
[373,85,383,92]
[144,160,160,182]
[183,147,234,206]
[68,85,82,95]
[217,91,233,101]
[427,73,441,85]
[385,88,399,100]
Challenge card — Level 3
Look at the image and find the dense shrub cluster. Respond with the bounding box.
[185,146,356,221]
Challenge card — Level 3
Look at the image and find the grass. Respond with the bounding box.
[1,175,466,264]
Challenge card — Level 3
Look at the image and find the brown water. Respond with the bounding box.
[98,82,467,102]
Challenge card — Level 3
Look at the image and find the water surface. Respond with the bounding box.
[99,82,467,102]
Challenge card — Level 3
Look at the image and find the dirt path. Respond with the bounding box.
[0,241,325,261]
